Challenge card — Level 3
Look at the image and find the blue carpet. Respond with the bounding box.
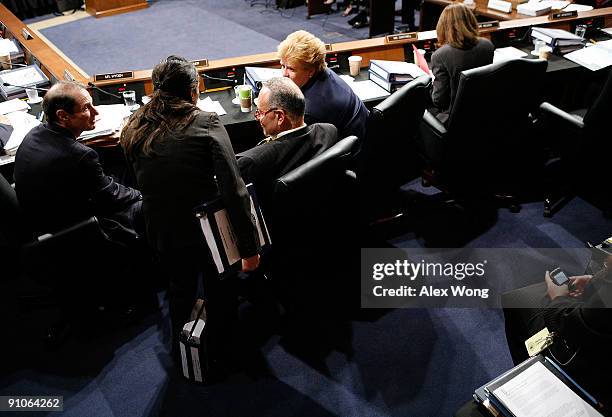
[37,0,371,75]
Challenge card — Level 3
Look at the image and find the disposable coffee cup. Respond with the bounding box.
[348,55,362,77]
[237,85,252,112]
[25,87,39,102]
[538,46,552,60]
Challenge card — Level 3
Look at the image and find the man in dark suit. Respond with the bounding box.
[14,81,142,238]
[237,76,338,215]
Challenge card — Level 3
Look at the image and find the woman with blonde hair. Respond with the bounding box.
[277,30,369,140]
[429,3,494,123]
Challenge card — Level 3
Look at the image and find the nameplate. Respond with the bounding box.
[325,43,333,51]
[549,10,578,20]
[478,20,500,30]
[487,0,512,13]
[21,28,33,40]
[63,69,75,81]
[191,59,209,68]
[385,32,418,44]
[94,71,134,82]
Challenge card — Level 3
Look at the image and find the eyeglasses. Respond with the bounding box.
[254,107,279,120]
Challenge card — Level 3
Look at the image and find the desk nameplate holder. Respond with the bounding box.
[94,71,134,82]
[478,21,501,30]
[21,28,33,40]
[63,69,75,81]
[385,32,417,44]
[549,10,578,20]
[488,0,512,13]
[191,59,209,68]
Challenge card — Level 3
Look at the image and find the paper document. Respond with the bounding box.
[197,97,227,116]
[345,79,390,102]
[536,0,569,9]
[602,28,612,36]
[0,66,46,87]
[78,104,131,141]
[493,361,603,417]
[564,41,612,71]
[564,3,593,11]
[493,47,529,62]
[4,111,40,155]
[0,98,30,115]
[0,39,19,56]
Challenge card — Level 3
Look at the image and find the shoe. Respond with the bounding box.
[352,18,369,28]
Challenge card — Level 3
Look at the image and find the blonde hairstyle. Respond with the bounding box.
[436,3,479,49]
[277,30,327,73]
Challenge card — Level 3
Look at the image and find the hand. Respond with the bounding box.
[241,254,260,272]
[545,270,569,301]
[0,114,11,126]
[567,275,592,298]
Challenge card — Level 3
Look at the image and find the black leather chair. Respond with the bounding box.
[0,173,30,280]
[418,59,548,211]
[359,75,432,223]
[272,135,359,248]
[538,69,612,217]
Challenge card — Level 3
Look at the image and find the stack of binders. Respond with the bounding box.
[531,27,586,54]
[368,60,427,93]
[244,66,283,96]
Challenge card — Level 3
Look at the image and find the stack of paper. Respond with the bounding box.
[564,40,612,71]
[3,111,40,155]
[197,97,227,116]
[78,104,131,141]
[493,46,529,62]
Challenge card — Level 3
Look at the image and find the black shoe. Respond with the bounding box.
[352,18,369,28]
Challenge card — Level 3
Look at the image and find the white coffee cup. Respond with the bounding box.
[348,55,362,77]
[122,90,138,110]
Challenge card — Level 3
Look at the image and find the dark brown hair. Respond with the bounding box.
[121,55,200,157]
[436,3,479,49]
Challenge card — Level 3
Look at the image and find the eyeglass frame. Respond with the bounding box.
[254,107,283,120]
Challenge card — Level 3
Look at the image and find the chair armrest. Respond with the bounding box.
[539,102,584,131]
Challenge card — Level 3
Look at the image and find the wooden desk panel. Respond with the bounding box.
[85,0,148,18]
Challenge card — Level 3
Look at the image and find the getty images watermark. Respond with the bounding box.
[360,248,601,308]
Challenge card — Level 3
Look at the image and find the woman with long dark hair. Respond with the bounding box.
[121,55,259,361]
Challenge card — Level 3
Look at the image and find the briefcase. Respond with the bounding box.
[179,299,209,383]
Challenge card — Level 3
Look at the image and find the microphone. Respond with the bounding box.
[2,82,48,92]
[87,81,122,100]
[0,60,29,68]
[201,72,238,85]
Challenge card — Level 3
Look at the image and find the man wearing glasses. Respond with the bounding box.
[237,76,337,214]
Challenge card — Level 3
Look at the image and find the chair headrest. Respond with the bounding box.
[274,135,358,193]
[371,75,432,121]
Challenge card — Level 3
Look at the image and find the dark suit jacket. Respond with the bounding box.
[0,123,13,154]
[301,68,369,140]
[429,38,494,124]
[237,123,338,214]
[127,111,259,257]
[14,123,141,236]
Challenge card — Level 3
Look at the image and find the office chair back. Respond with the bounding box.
[583,69,612,136]
[443,58,548,191]
[359,76,431,217]
[0,173,29,250]
[273,135,359,248]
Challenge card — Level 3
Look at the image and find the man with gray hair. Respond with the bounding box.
[237,76,338,211]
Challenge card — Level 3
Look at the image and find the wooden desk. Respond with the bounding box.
[421,0,535,30]
[85,0,148,18]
